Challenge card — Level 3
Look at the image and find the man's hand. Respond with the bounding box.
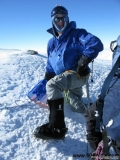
[77,54,92,76]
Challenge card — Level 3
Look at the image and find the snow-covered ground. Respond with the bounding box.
[0,49,112,160]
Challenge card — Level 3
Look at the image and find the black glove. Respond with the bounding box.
[77,55,92,76]
[44,72,55,81]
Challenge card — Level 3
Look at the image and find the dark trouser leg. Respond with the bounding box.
[84,103,102,151]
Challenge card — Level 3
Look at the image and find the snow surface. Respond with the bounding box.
[0,49,113,160]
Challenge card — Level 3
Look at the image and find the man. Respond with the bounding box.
[33,5,103,140]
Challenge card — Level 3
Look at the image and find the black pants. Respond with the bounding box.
[84,100,102,151]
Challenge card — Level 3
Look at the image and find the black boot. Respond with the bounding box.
[33,98,68,140]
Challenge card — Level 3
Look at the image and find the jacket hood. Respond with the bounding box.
[47,21,76,37]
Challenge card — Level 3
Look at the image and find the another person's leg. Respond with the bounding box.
[84,102,102,152]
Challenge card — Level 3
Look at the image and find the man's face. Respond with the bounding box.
[52,13,69,34]
[54,14,65,29]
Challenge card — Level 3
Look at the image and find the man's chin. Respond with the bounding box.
[58,26,64,29]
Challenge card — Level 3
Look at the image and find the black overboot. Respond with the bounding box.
[33,98,68,140]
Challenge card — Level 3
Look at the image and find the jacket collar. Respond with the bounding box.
[47,21,76,38]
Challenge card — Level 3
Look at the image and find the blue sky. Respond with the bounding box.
[0,0,120,53]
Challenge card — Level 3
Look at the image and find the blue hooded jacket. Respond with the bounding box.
[46,21,104,75]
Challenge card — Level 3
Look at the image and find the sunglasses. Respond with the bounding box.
[54,17,66,22]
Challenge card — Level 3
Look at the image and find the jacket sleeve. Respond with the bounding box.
[78,30,104,59]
